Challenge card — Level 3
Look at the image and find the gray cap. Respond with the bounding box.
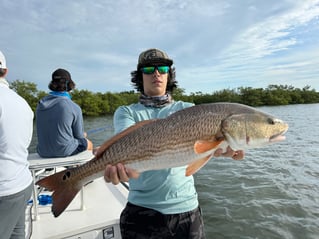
[137,48,173,68]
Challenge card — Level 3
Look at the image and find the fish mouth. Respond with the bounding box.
[269,129,288,143]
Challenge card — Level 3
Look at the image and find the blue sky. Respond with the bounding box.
[1,0,319,94]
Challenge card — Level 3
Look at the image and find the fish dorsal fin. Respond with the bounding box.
[194,139,224,154]
[186,156,211,176]
[95,119,157,158]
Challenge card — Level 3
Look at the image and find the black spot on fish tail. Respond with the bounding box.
[62,171,71,181]
[36,169,83,217]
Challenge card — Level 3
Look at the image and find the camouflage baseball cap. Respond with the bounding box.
[137,48,173,68]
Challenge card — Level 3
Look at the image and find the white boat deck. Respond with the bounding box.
[26,151,128,239]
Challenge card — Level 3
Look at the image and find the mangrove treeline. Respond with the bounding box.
[10,80,319,116]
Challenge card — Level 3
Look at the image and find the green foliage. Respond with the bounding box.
[72,89,103,116]
[172,88,193,102]
[10,80,39,111]
[239,87,264,106]
[104,92,127,114]
[9,80,319,116]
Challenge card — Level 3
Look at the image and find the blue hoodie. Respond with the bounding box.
[36,94,86,157]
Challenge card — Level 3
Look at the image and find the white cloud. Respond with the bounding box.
[1,0,319,93]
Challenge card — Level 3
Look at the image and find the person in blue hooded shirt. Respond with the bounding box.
[36,68,93,158]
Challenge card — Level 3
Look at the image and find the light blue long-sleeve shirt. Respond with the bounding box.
[113,101,199,214]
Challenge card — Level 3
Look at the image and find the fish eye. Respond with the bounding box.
[267,118,275,125]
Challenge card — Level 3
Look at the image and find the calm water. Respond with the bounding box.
[29,104,319,239]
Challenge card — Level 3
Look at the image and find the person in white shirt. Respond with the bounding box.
[0,50,34,239]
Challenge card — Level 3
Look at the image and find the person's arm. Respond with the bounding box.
[72,103,93,150]
[113,106,136,134]
[72,104,86,139]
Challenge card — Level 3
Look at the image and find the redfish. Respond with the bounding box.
[36,103,288,217]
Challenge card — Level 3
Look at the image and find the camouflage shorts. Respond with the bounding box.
[120,202,206,239]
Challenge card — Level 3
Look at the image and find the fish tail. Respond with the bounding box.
[36,169,83,217]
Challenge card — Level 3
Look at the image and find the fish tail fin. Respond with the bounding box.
[36,169,83,217]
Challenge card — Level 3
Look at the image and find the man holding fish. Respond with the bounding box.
[104,48,244,239]
[36,48,288,238]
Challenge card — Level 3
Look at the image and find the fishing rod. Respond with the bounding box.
[86,125,114,136]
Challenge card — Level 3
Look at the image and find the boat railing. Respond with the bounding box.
[28,150,94,221]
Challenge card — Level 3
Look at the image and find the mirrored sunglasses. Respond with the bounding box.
[140,66,170,74]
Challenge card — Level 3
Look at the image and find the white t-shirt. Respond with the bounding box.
[0,78,33,196]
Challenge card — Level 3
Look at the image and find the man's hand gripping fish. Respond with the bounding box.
[36,103,289,217]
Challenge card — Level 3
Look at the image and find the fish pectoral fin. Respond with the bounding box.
[194,139,224,154]
[186,156,211,176]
